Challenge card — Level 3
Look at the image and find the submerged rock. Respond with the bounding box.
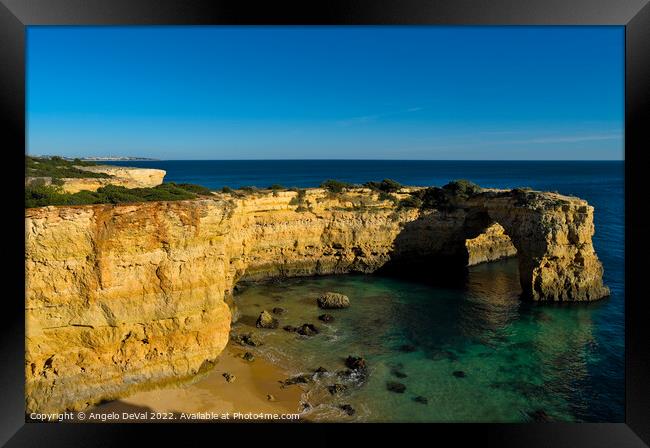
[317,292,350,309]
[242,352,255,362]
[386,381,406,393]
[280,374,312,388]
[327,383,348,395]
[283,325,297,332]
[222,372,236,383]
[345,356,367,371]
[453,370,466,378]
[256,310,279,329]
[390,368,408,379]
[314,366,328,374]
[272,307,286,315]
[413,396,428,405]
[296,323,319,336]
[339,404,355,416]
[318,313,335,323]
[231,332,264,347]
[336,369,355,381]
[398,344,417,353]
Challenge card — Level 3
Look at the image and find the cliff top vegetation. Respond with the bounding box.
[25,182,213,208]
[26,176,561,211]
[26,156,112,179]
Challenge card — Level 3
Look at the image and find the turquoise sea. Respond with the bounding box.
[106,160,624,422]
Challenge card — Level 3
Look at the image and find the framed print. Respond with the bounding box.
[2,0,649,446]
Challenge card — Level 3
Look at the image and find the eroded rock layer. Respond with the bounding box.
[25,187,608,412]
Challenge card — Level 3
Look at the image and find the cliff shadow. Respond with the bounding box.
[375,208,519,290]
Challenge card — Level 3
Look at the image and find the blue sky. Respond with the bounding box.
[27,26,624,160]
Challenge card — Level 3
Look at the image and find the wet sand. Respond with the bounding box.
[91,343,304,422]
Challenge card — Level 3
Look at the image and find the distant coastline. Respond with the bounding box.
[80,156,160,161]
[32,155,159,162]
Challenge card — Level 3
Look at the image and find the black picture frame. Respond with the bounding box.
[2,0,649,446]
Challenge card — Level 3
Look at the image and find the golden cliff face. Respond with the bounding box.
[24,188,608,413]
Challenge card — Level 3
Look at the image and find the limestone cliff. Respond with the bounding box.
[25,166,166,193]
[25,187,608,413]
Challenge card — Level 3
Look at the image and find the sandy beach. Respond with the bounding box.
[91,343,305,422]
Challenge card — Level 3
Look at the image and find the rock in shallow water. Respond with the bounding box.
[453,370,466,378]
[231,332,264,347]
[280,373,313,388]
[318,313,335,323]
[327,383,348,395]
[386,381,406,393]
[296,323,319,336]
[317,292,350,309]
[222,372,236,383]
[242,352,255,362]
[339,404,355,416]
[256,310,279,329]
[345,356,367,371]
[413,396,428,405]
[272,307,286,315]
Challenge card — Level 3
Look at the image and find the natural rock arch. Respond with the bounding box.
[460,192,610,301]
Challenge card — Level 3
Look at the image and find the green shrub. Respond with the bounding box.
[412,183,481,211]
[378,191,399,205]
[289,189,306,206]
[442,179,482,198]
[25,155,111,179]
[510,188,535,206]
[422,187,448,209]
[320,179,353,193]
[174,183,213,195]
[268,184,285,196]
[398,195,423,209]
[25,182,210,208]
[364,179,402,193]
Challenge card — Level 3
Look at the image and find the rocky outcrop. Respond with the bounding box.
[25,166,166,193]
[256,311,279,329]
[25,187,608,413]
[467,190,610,301]
[317,292,350,309]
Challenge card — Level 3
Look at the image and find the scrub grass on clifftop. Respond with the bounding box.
[25,182,213,208]
[26,156,111,179]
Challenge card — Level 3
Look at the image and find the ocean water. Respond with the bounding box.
[106,160,624,422]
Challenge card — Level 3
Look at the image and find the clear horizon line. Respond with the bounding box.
[96,158,625,162]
